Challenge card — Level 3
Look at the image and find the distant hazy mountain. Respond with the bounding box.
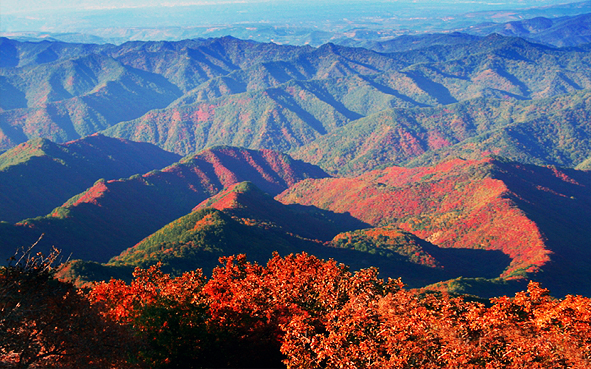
[2,1,588,47]
[464,13,591,47]
[337,33,482,53]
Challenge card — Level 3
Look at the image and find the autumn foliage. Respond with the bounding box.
[3,252,590,368]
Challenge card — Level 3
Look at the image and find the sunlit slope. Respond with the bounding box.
[61,181,510,289]
[103,36,591,156]
[292,90,591,175]
[277,158,591,296]
[3,35,589,157]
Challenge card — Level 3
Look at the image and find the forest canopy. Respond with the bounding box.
[2,249,590,368]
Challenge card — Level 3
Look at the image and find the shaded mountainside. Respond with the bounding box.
[0,146,328,262]
[192,181,368,242]
[1,35,590,155]
[0,134,180,222]
[276,158,591,297]
[59,181,511,291]
[292,89,591,176]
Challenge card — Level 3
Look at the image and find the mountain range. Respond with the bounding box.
[2,34,590,162]
[277,157,591,297]
[0,134,180,222]
[462,13,591,48]
[52,153,591,297]
[0,145,327,262]
[1,33,590,298]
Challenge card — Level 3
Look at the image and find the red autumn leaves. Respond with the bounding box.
[3,250,589,367]
[87,253,590,368]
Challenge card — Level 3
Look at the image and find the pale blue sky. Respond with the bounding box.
[0,0,572,15]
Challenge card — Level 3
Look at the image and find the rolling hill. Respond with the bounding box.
[59,180,512,291]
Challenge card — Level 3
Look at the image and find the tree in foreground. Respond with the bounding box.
[281,281,591,368]
[89,263,210,368]
[0,242,131,368]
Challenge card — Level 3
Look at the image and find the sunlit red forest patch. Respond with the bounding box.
[277,157,590,288]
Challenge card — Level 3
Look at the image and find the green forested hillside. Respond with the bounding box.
[292,89,591,175]
[2,34,590,160]
[102,36,591,157]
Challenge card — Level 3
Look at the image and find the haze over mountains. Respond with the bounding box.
[2,1,589,47]
[1,15,590,299]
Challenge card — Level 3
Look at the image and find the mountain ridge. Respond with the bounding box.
[2,34,590,155]
[276,157,591,296]
[0,146,328,262]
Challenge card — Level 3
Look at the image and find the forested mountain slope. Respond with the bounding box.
[292,89,591,175]
[0,146,327,262]
[102,35,591,156]
[2,35,590,161]
[277,158,591,297]
[60,181,512,291]
[1,34,590,300]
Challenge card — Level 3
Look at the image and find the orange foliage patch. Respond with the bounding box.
[84,254,591,368]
